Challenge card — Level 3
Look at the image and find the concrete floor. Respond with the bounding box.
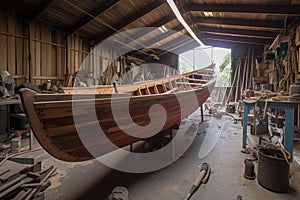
[16,109,300,200]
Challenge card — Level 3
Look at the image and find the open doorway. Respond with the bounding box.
[179,46,231,86]
[179,46,232,104]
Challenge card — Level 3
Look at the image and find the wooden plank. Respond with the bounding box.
[175,82,203,86]
[23,24,28,84]
[68,36,73,74]
[298,47,300,73]
[46,26,52,77]
[35,23,41,85]
[226,60,238,104]
[33,76,64,80]
[184,77,208,83]
[162,82,168,92]
[61,33,66,76]
[194,17,283,30]
[235,59,242,102]
[35,93,130,102]
[74,36,79,72]
[56,31,63,77]
[163,87,179,94]
[51,32,57,78]
[0,9,7,71]
[0,32,26,38]
[30,22,36,83]
[41,25,47,82]
[92,47,96,81]
[184,3,300,15]
[7,14,16,75]
[296,25,300,46]
[153,84,159,94]
[78,38,83,70]
[15,18,23,83]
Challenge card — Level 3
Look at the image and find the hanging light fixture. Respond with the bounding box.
[203,12,213,17]
[159,25,169,33]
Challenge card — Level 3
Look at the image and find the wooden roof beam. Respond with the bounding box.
[184,3,300,16]
[92,0,166,46]
[140,25,184,49]
[202,33,273,45]
[30,0,55,21]
[204,39,264,49]
[154,35,194,54]
[158,39,197,56]
[194,17,284,31]
[122,23,183,55]
[168,42,200,55]
[123,15,177,45]
[197,26,278,39]
[132,35,191,58]
[68,0,121,35]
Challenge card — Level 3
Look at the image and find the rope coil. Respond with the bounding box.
[261,143,290,166]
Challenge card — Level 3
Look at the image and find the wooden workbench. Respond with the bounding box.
[242,99,295,157]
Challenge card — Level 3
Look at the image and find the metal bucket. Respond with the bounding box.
[257,147,290,193]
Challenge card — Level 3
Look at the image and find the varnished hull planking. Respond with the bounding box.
[20,67,215,162]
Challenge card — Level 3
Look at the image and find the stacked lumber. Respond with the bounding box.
[0,161,56,200]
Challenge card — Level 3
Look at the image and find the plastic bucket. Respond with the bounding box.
[11,136,22,153]
[257,147,290,193]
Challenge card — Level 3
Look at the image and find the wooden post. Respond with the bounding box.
[298,46,300,73]
[249,52,254,89]
[241,48,250,100]
[245,48,251,90]
[27,22,32,83]
[235,58,242,103]
[65,35,69,75]
[226,59,239,104]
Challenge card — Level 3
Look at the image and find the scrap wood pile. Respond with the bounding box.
[244,90,300,103]
[0,160,56,200]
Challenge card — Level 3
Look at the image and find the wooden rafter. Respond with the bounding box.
[204,39,264,49]
[202,33,273,45]
[92,0,166,46]
[124,16,177,45]
[130,34,191,60]
[68,0,121,35]
[153,35,193,54]
[184,3,300,16]
[140,25,184,49]
[158,39,196,56]
[197,26,278,39]
[30,0,55,21]
[194,17,284,30]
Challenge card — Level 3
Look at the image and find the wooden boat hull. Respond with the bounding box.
[20,67,215,162]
